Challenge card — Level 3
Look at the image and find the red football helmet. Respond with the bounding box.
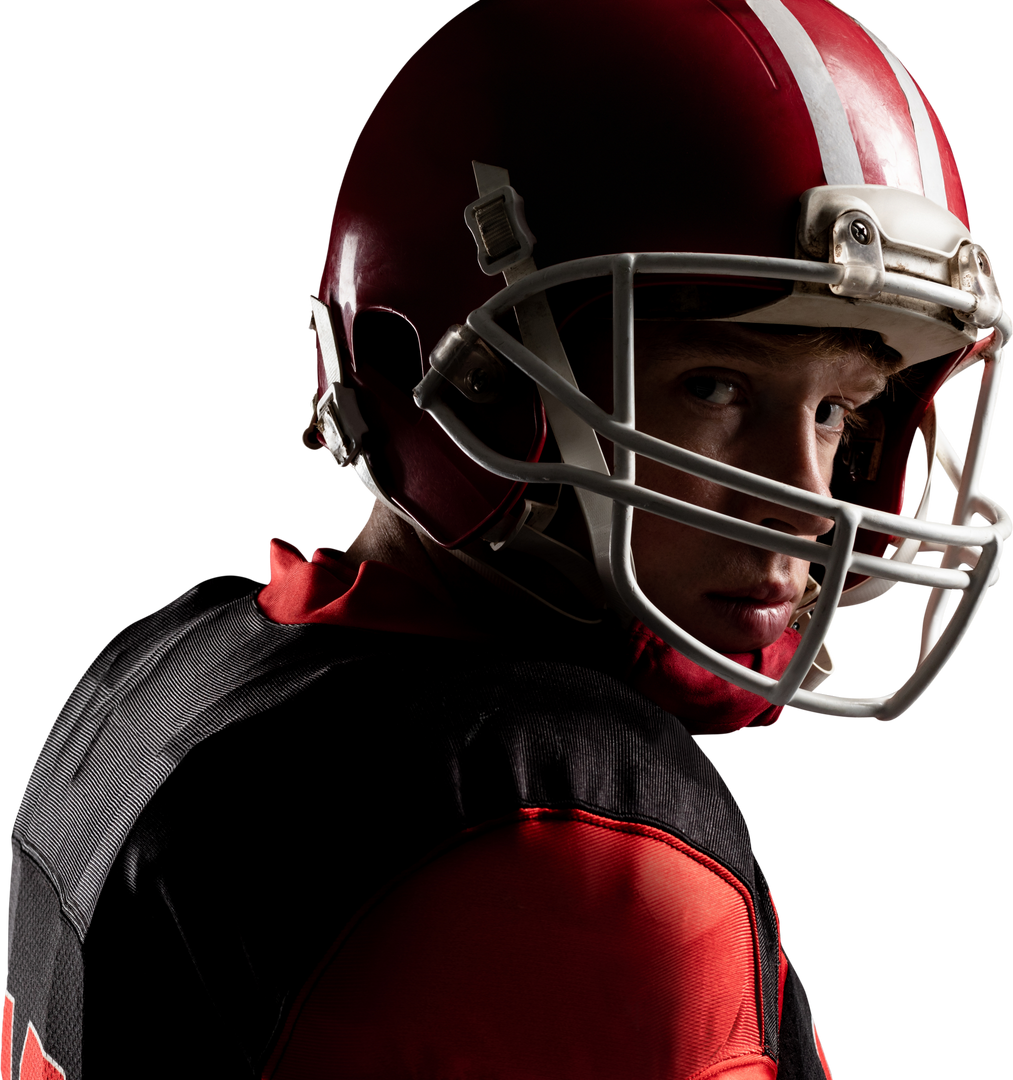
[307,0,1008,718]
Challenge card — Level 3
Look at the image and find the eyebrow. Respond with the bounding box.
[646,340,891,397]
[841,371,889,395]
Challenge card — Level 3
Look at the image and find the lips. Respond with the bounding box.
[710,580,799,605]
[704,583,799,648]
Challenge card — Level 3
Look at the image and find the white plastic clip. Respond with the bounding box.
[310,296,368,466]
[464,180,536,276]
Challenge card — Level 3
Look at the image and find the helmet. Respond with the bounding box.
[306,0,1009,719]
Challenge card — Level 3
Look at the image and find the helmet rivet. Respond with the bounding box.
[850,219,872,245]
[977,250,992,277]
[467,368,488,394]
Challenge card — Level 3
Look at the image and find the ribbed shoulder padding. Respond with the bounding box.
[13,576,360,939]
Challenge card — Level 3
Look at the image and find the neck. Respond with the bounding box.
[344,503,458,602]
[343,502,614,651]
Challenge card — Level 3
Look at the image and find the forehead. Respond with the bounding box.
[632,320,890,391]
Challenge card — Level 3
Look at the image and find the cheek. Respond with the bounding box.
[818,440,840,487]
[631,509,712,570]
[628,509,714,613]
[633,454,733,512]
[634,402,743,478]
[627,459,744,592]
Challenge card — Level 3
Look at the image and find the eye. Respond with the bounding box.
[684,375,738,405]
[815,401,848,428]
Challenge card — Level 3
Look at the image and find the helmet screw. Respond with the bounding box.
[467,368,488,394]
[850,219,872,245]
[977,250,992,277]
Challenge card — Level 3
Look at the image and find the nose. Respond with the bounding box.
[736,416,836,539]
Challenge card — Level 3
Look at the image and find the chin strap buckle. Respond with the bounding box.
[464,168,537,277]
[307,296,368,466]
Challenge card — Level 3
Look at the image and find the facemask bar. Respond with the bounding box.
[415,250,1009,720]
[919,341,1004,663]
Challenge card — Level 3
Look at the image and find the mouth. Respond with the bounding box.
[704,584,800,649]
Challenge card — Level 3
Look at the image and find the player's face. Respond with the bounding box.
[629,324,887,653]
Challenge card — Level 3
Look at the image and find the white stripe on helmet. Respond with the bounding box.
[746,0,864,186]
[858,26,949,209]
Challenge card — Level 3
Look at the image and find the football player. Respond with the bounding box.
[3,1,1008,1078]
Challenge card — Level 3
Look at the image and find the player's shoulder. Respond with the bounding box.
[64,574,371,717]
[81,573,280,686]
[11,573,358,936]
[397,651,756,875]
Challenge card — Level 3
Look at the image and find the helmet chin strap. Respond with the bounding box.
[789,576,833,691]
[469,162,624,612]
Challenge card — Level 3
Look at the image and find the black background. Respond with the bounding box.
[5,4,1002,1075]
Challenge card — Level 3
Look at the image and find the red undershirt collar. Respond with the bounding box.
[257,538,482,640]
[256,538,795,733]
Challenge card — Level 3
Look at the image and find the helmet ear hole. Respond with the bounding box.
[352,309,424,396]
